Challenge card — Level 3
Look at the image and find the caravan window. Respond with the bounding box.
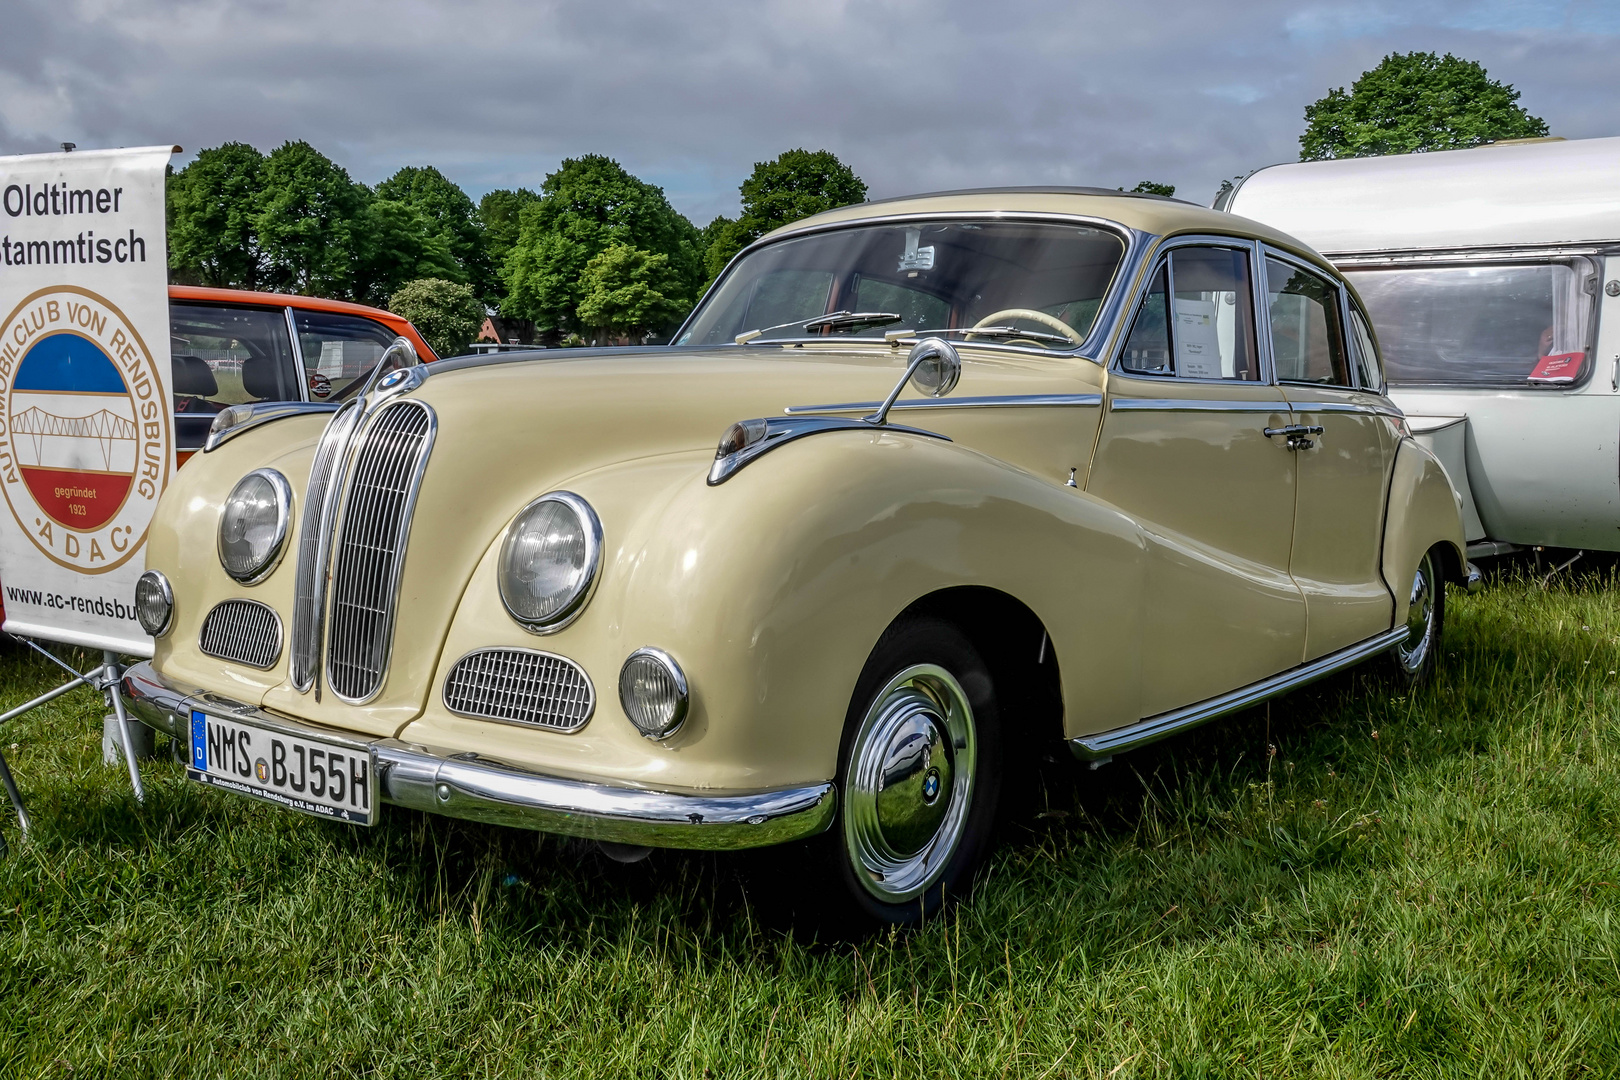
[1342,259,1598,387]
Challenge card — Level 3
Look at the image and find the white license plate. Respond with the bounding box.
[186,710,376,826]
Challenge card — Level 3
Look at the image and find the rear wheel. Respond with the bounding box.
[1389,547,1445,687]
[816,617,1002,928]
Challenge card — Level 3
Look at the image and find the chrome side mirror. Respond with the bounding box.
[865,337,961,425]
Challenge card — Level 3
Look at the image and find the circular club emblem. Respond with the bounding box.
[0,286,170,573]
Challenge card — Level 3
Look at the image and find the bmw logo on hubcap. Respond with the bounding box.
[922,767,942,803]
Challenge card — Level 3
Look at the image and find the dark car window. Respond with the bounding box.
[1266,257,1350,386]
[169,303,299,413]
[294,310,398,400]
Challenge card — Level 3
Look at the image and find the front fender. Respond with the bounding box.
[404,429,1147,793]
[1383,437,1468,625]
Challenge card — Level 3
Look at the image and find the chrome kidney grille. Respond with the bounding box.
[324,399,436,703]
[443,648,596,731]
[199,599,283,669]
[290,400,362,691]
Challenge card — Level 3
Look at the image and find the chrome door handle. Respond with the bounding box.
[1265,423,1323,449]
[1611,354,1617,392]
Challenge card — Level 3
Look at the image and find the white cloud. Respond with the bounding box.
[0,0,1613,222]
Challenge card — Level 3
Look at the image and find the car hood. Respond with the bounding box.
[248,343,1101,731]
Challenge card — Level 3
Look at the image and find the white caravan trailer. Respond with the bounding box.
[1224,137,1620,556]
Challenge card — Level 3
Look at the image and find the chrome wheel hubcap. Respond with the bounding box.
[1397,552,1437,673]
[844,664,976,902]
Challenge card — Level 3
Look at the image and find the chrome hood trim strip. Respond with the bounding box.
[784,393,1102,415]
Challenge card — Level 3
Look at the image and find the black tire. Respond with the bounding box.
[807,615,1003,930]
[1387,546,1446,688]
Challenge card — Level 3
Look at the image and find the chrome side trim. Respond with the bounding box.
[784,393,1103,415]
[708,415,949,485]
[120,661,836,851]
[1069,627,1409,759]
[204,401,341,453]
[1108,398,1288,414]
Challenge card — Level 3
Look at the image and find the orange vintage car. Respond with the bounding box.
[167,287,438,464]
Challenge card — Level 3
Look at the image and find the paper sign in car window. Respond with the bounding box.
[1174,298,1222,379]
[898,228,935,273]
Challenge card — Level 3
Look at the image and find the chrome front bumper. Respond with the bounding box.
[120,661,835,850]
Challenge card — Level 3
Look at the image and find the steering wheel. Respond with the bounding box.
[968,308,1083,345]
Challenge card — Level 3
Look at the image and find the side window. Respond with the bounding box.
[1120,264,1170,374]
[1119,246,1258,380]
[294,310,399,400]
[1266,256,1350,385]
[1349,304,1383,393]
[169,303,299,411]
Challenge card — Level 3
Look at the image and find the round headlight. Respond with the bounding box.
[134,570,173,637]
[218,469,292,583]
[618,647,689,739]
[498,491,602,632]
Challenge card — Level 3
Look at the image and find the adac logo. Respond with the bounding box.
[0,285,170,573]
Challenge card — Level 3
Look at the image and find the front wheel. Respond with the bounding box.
[813,617,1002,928]
[1389,547,1445,687]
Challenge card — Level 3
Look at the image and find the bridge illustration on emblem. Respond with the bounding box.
[8,332,139,532]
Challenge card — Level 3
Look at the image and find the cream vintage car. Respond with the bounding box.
[121,189,1470,925]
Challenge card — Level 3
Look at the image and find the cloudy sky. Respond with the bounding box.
[2,0,1616,224]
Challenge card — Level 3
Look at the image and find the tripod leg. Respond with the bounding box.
[0,744,31,837]
[103,651,145,805]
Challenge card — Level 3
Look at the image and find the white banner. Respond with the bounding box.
[0,146,176,656]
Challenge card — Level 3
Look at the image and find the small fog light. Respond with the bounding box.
[135,570,173,637]
[618,647,689,739]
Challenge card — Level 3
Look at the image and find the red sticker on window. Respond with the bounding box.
[308,372,332,399]
[1529,352,1583,383]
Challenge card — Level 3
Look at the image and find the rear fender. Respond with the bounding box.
[1382,438,1468,625]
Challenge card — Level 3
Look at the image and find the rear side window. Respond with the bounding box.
[169,303,299,412]
[294,310,398,400]
[1348,305,1383,393]
[1266,257,1350,386]
[1342,260,1598,387]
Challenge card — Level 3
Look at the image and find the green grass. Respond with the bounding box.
[2,568,1618,1077]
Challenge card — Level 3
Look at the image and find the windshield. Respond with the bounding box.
[676,220,1126,349]
[1343,259,1598,387]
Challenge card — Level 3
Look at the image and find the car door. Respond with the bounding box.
[169,302,303,458]
[1262,250,1398,660]
[1089,238,1307,717]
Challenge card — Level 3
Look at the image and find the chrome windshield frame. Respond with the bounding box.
[672,211,1151,366]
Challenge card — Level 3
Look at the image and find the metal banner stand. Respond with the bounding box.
[0,634,145,855]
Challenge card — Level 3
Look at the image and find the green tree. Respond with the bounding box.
[167,143,267,288]
[253,141,367,297]
[1124,181,1175,197]
[376,166,496,303]
[575,243,688,342]
[478,188,540,278]
[352,199,463,306]
[500,155,701,334]
[703,149,866,280]
[388,278,486,358]
[1300,52,1549,161]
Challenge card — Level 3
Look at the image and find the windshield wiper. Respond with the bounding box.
[885,325,1076,346]
[734,311,902,345]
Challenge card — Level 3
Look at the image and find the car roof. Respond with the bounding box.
[168,285,413,324]
[1227,136,1620,254]
[756,187,1331,268]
